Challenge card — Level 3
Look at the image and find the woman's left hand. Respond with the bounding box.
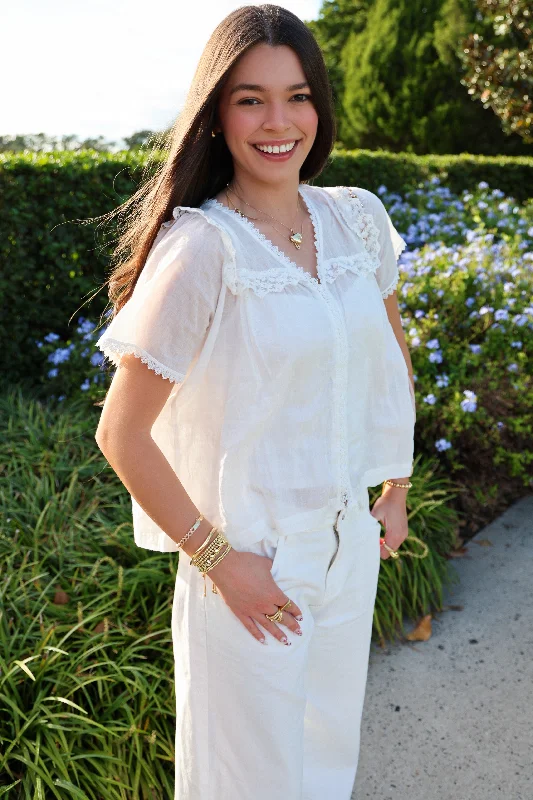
[370,487,409,560]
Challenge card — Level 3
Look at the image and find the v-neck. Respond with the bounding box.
[203,184,323,287]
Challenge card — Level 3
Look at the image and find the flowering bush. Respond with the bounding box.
[378,177,533,487]
[35,315,112,404]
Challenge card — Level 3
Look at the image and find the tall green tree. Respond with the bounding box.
[312,0,529,154]
[306,0,371,118]
[459,0,533,143]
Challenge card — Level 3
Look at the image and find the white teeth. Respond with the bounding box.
[255,141,296,154]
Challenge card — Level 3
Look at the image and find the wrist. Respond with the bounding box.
[179,518,216,558]
[382,478,411,496]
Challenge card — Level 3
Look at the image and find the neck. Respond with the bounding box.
[228,172,301,220]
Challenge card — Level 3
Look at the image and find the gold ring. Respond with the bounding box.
[382,541,400,559]
[265,608,284,622]
[265,599,291,622]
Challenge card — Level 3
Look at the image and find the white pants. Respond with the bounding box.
[171,484,381,800]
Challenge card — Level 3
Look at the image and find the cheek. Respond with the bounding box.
[222,108,257,143]
[301,105,319,135]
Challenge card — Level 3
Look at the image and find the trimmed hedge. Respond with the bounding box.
[2,148,533,387]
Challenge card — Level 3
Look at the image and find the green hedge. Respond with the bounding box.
[2,149,533,387]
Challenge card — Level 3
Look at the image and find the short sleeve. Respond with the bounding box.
[354,188,407,298]
[96,209,227,385]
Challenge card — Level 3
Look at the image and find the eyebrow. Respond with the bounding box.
[229,81,310,96]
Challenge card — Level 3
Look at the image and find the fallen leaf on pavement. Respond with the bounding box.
[406,614,432,641]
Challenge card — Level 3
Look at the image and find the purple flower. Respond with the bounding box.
[90,352,104,367]
[44,332,60,343]
[465,297,475,307]
[414,310,425,319]
[469,344,482,355]
[436,373,449,388]
[496,421,505,430]
[460,390,477,412]
[429,351,443,363]
[48,347,73,365]
[426,338,440,349]
[435,438,452,452]
[494,309,508,321]
[511,341,522,349]
[80,379,91,392]
[507,363,519,373]
[424,393,437,405]
[479,306,493,316]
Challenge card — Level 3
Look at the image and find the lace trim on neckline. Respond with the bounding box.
[204,185,323,289]
[321,253,378,284]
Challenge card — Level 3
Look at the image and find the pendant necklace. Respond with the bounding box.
[225,186,304,250]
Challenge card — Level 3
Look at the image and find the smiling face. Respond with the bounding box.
[216,43,319,187]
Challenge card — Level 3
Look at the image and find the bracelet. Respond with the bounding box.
[190,528,233,597]
[383,479,412,489]
[176,512,204,549]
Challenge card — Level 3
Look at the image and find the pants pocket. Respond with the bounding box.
[244,532,286,580]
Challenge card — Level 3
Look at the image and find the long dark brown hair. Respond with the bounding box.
[95,4,335,321]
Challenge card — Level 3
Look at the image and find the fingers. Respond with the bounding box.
[235,596,304,645]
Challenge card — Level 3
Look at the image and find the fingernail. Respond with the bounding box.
[295,615,303,621]
[295,628,302,636]
[281,636,287,643]
[284,640,292,646]
[260,637,267,645]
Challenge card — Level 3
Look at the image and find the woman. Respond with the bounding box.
[94,5,416,799]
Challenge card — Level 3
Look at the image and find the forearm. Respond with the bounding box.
[96,431,214,557]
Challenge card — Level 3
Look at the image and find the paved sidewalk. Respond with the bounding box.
[352,495,533,800]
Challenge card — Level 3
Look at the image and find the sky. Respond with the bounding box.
[3,0,322,147]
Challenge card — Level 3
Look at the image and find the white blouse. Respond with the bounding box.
[96,184,416,552]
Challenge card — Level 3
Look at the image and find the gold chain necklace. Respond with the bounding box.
[225,186,304,250]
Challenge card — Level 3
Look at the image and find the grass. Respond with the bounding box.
[1,386,460,796]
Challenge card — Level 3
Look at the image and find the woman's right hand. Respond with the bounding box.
[205,549,303,645]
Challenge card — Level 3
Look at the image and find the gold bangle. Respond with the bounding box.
[189,526,218,564]
[383,479,412,489]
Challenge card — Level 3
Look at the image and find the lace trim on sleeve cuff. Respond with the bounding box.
[97,338,187,384]
[380,271,400,298]
[392,232,407,261]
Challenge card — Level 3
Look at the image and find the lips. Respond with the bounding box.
[251,139,301,161]
[253,140,297,154]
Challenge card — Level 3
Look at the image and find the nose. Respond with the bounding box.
[261,100,292,133]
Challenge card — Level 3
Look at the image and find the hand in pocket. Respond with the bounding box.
[206,547,303,645]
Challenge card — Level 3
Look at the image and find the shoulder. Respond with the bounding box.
[310,184,387,217]
[154,205,236,271]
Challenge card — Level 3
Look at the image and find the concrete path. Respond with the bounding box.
[352,494,533,800]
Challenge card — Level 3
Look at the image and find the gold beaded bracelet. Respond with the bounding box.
[190,528,233,596]
[383,479,413,489]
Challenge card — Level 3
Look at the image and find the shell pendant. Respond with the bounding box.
[290,231,303,249]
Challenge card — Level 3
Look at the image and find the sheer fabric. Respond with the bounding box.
[96,184,415,552]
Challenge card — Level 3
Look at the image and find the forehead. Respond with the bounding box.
[225,44,306,87]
